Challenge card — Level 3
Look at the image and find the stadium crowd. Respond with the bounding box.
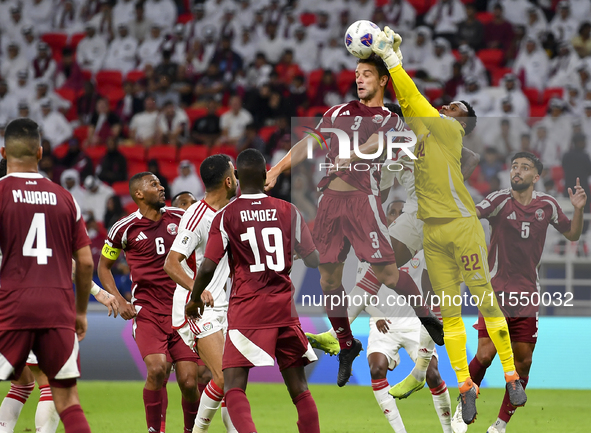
[0,0,590,284]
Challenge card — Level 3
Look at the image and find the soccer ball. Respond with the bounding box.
[344,20,380,59]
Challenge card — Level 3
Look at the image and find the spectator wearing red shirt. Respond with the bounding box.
[484,3,514,56]
[275,49,303,86]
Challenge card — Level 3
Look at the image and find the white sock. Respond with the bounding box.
[430,382,452,433]
[0,382,35,433]
[372,379,406,432]
[493,418,507,432]
[35,400,60,433]
[410,326,434,383]
[194,381,223,430]
[221,399,237,432]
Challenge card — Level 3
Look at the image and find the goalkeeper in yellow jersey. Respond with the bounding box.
[371,27,527,425]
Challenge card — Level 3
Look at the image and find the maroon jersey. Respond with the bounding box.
[106,207,183,315]
[204,193,316,329]
[0,173,90,331]
[316,101,407,195]
[476,189,571,316]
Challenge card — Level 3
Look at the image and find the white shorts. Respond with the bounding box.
[177,307,228,351]
[367,321,437,370]
[388,211,424,257]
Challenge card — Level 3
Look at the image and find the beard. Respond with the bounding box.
[511,180,531,191]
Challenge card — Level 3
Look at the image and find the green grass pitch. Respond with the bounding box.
[1,381,589,432]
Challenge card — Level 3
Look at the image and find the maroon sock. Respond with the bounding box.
[143,388,163,432]
[160,380,168,432]
[469,356,489,387]
[182,397,199,433]
[323,285,353,350]
[59,404,91,433]
[499,376,528,423]
[225,388,257,433]
[395,271,429,316]
[198,382,208,398]
[292,390,320,433]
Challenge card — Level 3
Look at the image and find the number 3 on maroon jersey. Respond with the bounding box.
[240,227,285,272]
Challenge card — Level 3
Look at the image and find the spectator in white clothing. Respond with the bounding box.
[137,24,164,69]
[424,0,466,44]
[20,26,39,62]
[144,0,176,31]
[103,23,138,75]
[76,22,107,73]
[82,175,114,223]
[171,160,204,199]
[128,2,153,42]
[550,1,579,42]
[10,70,35,104]
[455,76,494,115]
[513,36,549,91]
[53,0,84,34]
[423,37,455,83]
[24,0,54,34]
[458,44,488,87]
[0,43,31,88]
[547,42,579,88]
[259,22,286,64]
[404,26,433,70]
[383,0,416,35]
[112,0,136,27]
[129,94,159,146]
[496,73,530,119]
[3,5,31,50]
[38,99,73,148]
[307,12,332,49]
[31,81,71,116]
[289,27,319,73]
[155,101,189,146]
[218,95,253,145]
[60,169,86,207]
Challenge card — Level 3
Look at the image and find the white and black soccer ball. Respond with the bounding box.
[344,20,380,59]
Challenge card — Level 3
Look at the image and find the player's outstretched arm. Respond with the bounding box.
[563,177,588,241]
[73,245,93,342]
[97,254,137,320]
[461,147,480,181]
[186,258,218,320]
[265,135,309,191]
[164,250,194,291]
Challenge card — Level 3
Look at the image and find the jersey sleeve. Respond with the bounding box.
[170,206,202,258]
[291,204,316,259]
[548,197,572,233]
[476,190,511,223]
[204,211,229,264]
[102,216,127,260]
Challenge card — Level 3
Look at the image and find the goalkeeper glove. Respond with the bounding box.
[373,31,400,69]
[384,26,403,63]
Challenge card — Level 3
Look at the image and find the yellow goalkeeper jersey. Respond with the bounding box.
[388,64,476,221]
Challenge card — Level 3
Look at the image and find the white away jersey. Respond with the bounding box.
[170,199,230,328]
[380,148,418,213]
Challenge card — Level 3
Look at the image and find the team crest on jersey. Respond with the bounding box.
[410,257,420,269]
[203,322,213,331]
[167,223,178,235]
[372,114,384,124]
[535,209,545,221]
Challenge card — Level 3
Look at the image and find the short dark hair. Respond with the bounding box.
[512,151,543,174]
[0,158,6,178]
[129,171,153,196]
[200,154,232,191]
[4,118,41,158]
[459,100,477,135]
[236,148,266,173]
[171,191,196,207]
[357,53,390,84]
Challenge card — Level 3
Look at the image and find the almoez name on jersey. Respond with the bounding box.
[12,189,57,205]
[240,209,278,223]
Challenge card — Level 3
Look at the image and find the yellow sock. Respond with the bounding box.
[483,316,516,373]
[441,316,470,384]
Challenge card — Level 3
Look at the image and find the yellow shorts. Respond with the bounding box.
[423,216,490,292]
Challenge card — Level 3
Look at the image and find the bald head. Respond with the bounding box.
[4,118,41,159]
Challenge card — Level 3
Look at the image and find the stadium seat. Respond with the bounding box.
[68,33,86,48]
[41,33,68,52]
[85,146,107,166]
[102,87,126,111]
[523,87,540,104]
[185,107,208,126]
[112,181,129,196]
[259,126,278,142]
[476,11,494,24]
[306,106,329,118]
[81,70,92,81]
[477,49,504,69]
[179,145,209,162]
[307,69,324,98]
[425,87,443,103]
[551,166,565,192]
[126,70,145,82]
[119,145,146,162]
[124,201,138,215]
[73,125,89,142]
[529,103,547,118]
[217,145,238,161]
[97,70,123,90]
[216,106,230,117]
[300,12,316,26]
[52,144,69,159]
[55,87,76,104]
[542,87,564,104]
[147,145,177,162]
[158,160,179,182]
[337,70,356,96]
[127,161,147,178]
[407,0,431,15]
[490,67,513,86]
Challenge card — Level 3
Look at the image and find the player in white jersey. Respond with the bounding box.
[164,154,237,433]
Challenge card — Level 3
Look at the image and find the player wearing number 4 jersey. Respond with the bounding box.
[164,154,238,433]
[0,118,93,433]
[186,149,321,433]
[451,152,587,433]
[98,172,200,433]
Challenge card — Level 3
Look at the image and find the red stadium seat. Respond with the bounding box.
[306,106,329,118]
[179,145,209,162]
[300,12,316,27]
[523,87,540,104]
[337,69,356,96]
[551,166,565,192]
[529,103,547,118]
[258,126,278,142]
[216,106,230,117]
[158,160,179,182]
[407,0,432,15]
[81,70,92,81]
[425,87,443,103]
[101,86,125,111]
[216,145,238,161]
[307,69,324,98]
[52,144,69,159]
[177,12,193,24]
[55,87,76,104]
[490,67,513,86]
[119,145,146,162]
[127,161,147,178]
[73,126,89,143]
[476,11,494,24]
[68,33,86,48]
[41,33,68,52]
[126,70,145,82]
[147,145,177,162]
[97,70,123,88]
[477,49,504,69]
[85,146,107,166]
[112,181,129,196]
[185,107,207,126]
[542,87,564,104]
[124,201,138,215]
[451,49,461,60]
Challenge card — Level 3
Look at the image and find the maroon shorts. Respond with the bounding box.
[313,189,396,264]
[476,314,538,344]
[133,308,199,363]
[0,328,79,381]
[222,325,316,371]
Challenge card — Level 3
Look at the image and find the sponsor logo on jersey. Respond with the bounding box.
[535,209,544,221]
[471,272,483,280]
[371,250,383,259]
[135,232,148,241]
[203,322,213,331]
[410,257,420,269]
[167,223,178,235]
[372,114,384,124]
[507,211,516,220]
